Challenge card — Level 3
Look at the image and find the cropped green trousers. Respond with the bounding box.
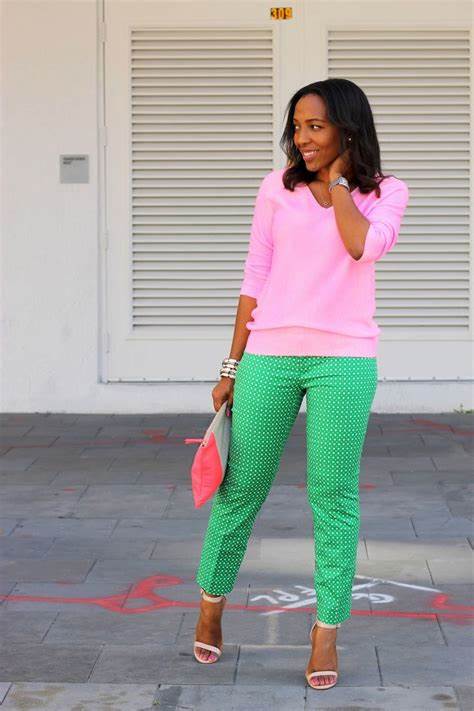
[195,352,378,626]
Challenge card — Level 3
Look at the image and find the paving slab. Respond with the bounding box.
[0,535,54,559]
[15,448,86,460]
[378,642,474,685]
[428,557,474,584]
[91,642,234,685]
[50,469,142,485]
[90,642,239,685]
[107,459,168,472]
[325,615,445,645]
[42,606,181,645]
[0,425,35,436]
[0,469,59,484]
[88,643,185,683]
[155,684,305,711]
[0,682,157,709]
[110,517,207,539]
[432,454,474,471]
[389,441,467,456]
[0,558,94,583]
[304,686,463,710]
[153,683,305,710]
[10,517,118,538]
[69,484,173,517]
[0,456,39,472]
[411,512,473,537]
[0,644,101,682]
[44,536,156,560]
[359,514,417,539]
[0,610,58,643]
[80,446,163,459]
[392,469,473,485]
[365,536,472,560]
[361,455,437,472]
[0,485,86,517]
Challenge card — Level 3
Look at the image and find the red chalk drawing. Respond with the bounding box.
[1,573,472,625]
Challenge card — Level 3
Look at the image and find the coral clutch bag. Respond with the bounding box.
[190,401,232,508]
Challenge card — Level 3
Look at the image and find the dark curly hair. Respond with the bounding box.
[280,78,395,198]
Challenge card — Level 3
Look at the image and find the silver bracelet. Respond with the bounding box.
[219,357,240,380]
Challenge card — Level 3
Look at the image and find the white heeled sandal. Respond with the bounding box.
[193,587,227,664]
[305,619,340,690]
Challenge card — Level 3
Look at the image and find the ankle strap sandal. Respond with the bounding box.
[306,619,339,690]
[193,588,227,664]
[199,587,226,604]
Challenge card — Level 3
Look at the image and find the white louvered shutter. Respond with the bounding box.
[130,28,274,329]
[328,29,471,332]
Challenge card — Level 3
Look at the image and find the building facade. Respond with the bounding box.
[1,0,472,413]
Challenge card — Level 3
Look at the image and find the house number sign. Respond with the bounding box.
[270,7,292,19]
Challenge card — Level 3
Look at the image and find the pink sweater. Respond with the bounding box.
[239,167,409,357]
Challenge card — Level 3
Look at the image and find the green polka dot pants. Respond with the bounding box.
[195,352,378,626]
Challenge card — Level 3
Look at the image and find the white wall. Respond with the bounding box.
[0,0,472,414]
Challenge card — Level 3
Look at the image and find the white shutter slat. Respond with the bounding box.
[328,28,470,330]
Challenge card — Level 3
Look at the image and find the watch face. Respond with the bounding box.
[329,176,349,192]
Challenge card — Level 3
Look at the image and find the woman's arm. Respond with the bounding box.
[329,167,410,263]
[329,173,370,260]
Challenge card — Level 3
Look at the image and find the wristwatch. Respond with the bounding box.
[328,175,350,192]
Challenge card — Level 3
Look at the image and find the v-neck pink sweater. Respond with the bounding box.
[240,167,409,357]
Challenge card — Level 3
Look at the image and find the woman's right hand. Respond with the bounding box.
[212,377,235,413]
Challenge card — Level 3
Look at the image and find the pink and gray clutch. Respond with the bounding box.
[190,401,232,508]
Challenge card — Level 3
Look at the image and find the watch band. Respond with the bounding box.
[328,176,350,192]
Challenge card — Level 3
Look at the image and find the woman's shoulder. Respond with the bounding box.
[257,168,296,205]
[373,174,409,200]
[259,167,287,190]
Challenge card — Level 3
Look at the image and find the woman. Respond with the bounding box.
[192,77,409,690]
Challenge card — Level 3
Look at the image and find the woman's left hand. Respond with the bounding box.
[328,148,353,183]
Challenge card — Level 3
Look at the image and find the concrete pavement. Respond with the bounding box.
[0,411,472,710]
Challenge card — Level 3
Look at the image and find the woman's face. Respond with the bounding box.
[292,94,342,172]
